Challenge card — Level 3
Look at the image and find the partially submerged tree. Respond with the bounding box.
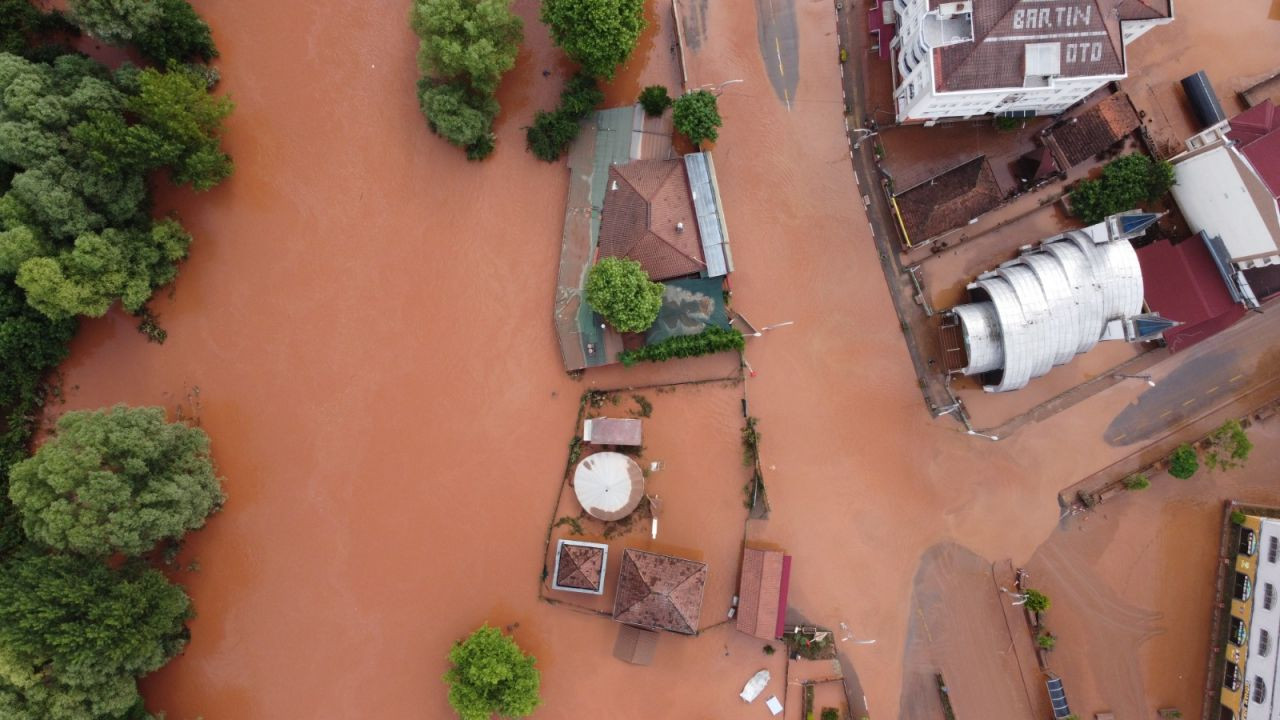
[1023,588,1050,613]
[584,257,664,333]
[1069,153,1175,224]
[1205,419,1253,471]
[0,553,191,687]
[410,0,521,160]
[673,90,723,146]
[9,405,224,556]
[540,0,645,79]
[1168,443,1199,479]
[444,625,540,720]
[525,73,602,162]
[69,0,217,64]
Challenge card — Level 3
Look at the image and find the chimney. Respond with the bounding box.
[676,222,685,233]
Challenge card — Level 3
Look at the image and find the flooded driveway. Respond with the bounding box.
[46,0,1278,718]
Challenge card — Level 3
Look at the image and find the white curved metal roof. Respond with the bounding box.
[950,212,1155,392]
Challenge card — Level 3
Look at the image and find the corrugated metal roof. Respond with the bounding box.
[685,152,729,277]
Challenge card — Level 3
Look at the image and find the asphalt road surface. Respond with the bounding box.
[753,0,799,108]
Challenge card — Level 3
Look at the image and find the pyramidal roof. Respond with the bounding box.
[555,542,605,592]
[613,549,707,635]
[597,161,706,281]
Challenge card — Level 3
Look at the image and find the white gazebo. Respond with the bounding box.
[572,451,645,521]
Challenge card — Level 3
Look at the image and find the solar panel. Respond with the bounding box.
[1046,676,1071,719]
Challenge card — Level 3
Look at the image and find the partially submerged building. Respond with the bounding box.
[551,539,609,595]
[1215,510,1280,720]
[736,547,792,641]
[613,548,707,635]
[1170,99,1280,308]
[940,211,1173,391]
[890,0,1172,123]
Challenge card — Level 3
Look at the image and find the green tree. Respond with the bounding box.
[0,672,151,720]
[69,0,216,64]
[1122,473,1149,490]
[0,553,191,687]
[525,73,601,162]
[418,80,499,152]
[585,257,663,333]
[9,405,224,556]
[115,63,233,190]
[638,85,671,117]
[1023,588,1050,613]
[1036,631,1056,650]
[411,0,522,96]
[673,90,723,145]
[444,625,540,720]
[1070,154,1175,224]
[540,0,645,80]
[1231,510,1248,526]
[1168,443,1199,479]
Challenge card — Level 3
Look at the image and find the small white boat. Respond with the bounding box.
[739,669,770,702]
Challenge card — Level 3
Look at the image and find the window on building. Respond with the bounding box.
[1240,528,1257,556]
[1235,573,1253,602]
[1232,617,1247,646]
[1226,661,1241,691]
[1220,704,1236,720]
[1254,677,1268,704]
[1260,629,1272,657]
[1269,536,1278,563]
[1265,583,1275,610]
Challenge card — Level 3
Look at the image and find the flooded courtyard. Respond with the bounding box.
[43,0,1280,718]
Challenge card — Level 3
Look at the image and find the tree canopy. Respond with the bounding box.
[1069,153,1175,224]
[638,85,671,117]
[673,90,723,146]
[585,257,664,333]
[410,0,521,160]
[69,0,217,64]
[1168,443,1199,479]
[540,0,646,80]
[444,625,540,720]
[0,553,191,687]
[9,405,224,556]
[525,73,602,162]
[1023,589,1050,613]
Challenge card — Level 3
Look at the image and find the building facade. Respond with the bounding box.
[941,211,1171,392]
[1219,513,1280,719]
[890,0,1172,123]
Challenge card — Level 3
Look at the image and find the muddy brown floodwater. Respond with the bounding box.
[47,1,1280,718]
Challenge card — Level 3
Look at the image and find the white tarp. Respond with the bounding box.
[739,670,770,702]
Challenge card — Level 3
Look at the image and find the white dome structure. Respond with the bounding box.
[943,211,1174,392]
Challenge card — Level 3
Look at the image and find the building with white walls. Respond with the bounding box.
[1218,513,1280,720]
[890,0,1172,123]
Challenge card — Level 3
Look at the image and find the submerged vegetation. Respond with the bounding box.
[0,2,232,716]
[410,0,522,160]
[444,625,540,720]
[539,0,645,80]
[526,72,603,162]
[618,326,745,366]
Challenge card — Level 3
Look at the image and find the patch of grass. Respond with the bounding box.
[630,394,652,418]
[553,515,584,536]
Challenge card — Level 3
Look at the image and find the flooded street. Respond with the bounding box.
[47,0,1280,718]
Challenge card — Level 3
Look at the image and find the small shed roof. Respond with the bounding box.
[613,549,707,635]
[551,539,609,595]
[613,623,659,665]
[736,548,791,640]
[584,417,643,446]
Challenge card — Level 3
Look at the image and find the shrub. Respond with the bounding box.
[526,73,602,162]
[1205,419,1253,471]
[1231,509,1248,526]
[673,89,723,145]
[444,625,540,720]
[1023,589,1050,613]
[1168,443,1199,479]
[585,258,663,333]
[619,326,746,366]
[763,644,775,655]
[1036,632,1056,650]
[821,709,840,720]
[994,115,1021,132]
[639,85,672,116]
[1122,473,1149,490]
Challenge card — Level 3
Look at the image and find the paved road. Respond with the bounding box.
[753,0,799,108]
[1104,307,1280,445]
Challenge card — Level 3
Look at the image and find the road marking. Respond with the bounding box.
[776,37,785,77]
[1230,374,1244,382]
[783,87,791,112]
[1207,386,1219,394]
[1113,433,1127,442]
[1182,398,1196,406]
[1160,410,1172,418]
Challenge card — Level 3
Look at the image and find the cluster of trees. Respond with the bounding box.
[540,0,646,80]
[1,405,225,718]
[526,73,603,162]
[1069,153,1175,224]
[444,625,540,720]
[584,257,663,333]
[410,0,522,160]
[1167,419,1253,479]
[672,89,723,146]
[69,0,217,65]
[619,326,746,366]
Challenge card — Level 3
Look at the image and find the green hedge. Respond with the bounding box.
[618,326,744,366]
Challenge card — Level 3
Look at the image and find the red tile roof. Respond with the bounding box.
[1228,100,1280,200]
[934,1,1129,92]
[895,156,1004,243]
[613,549,707,635]
[554,542,606,592]
[736,548,791,640]
[598,161,706,281]
[1046,93,1141,167]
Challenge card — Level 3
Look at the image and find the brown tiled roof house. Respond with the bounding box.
[894,156,1004,244]
[1045,92,1141,167]
[598,160,707,281]
[613,548,707,635]
[736,548,792,640]
[551,539,608,595]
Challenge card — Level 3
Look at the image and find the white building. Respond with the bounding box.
[1220,515,1280,719]
[890,0,1172,123]
[942,211,1172,392]
[1170,100,1280,308]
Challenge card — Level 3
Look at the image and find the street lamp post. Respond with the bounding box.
[967,429,1000,442]
[851,127,878,149]
[1113,373,1156,387]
